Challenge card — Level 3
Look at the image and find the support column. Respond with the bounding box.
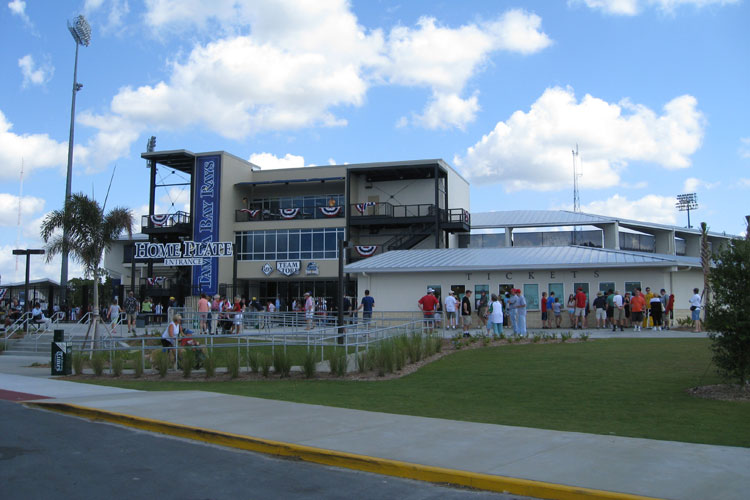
[504,227,513,247]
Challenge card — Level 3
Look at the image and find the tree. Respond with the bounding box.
[705,228,750,386]
[41,193,133,347]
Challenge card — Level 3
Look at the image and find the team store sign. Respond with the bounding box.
[134,241,233,266]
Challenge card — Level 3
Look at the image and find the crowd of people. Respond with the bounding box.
[414,285,703,337]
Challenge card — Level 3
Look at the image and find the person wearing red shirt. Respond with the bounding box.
[629,289,646,332]
[574,288,587,329]
[418,288,440,332]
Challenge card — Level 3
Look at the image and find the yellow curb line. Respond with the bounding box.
[26,401,662,500]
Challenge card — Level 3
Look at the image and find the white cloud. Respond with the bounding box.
[573,0,739,15]
[739,137,750,159]
[249,152,306,170]
[158,187,190,212]
[83,0,130,33]
[455,87,705,192]
[0,109,70,181]
[683,177,719,192]
[580,194,677,225]
[378,10,551,129]
[18,55,54,88]
[413,92,480,130]
[8,0,30,24]
[0,193,45,226]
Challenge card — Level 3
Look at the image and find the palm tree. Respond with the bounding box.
[41,193,134,348]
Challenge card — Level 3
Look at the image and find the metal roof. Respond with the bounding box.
[344,246,701,273]
[470,210,734,239]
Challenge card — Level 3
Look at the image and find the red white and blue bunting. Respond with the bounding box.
[355,202,376,214]
[146,276,166,286]
[354,245,378,257]
[319,206,342,217]
[150,214,170,227]
[240,208,260,218]
[280,208,300,219]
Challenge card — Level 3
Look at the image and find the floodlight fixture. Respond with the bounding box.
[676,193,698,228]
[67,15,91,46]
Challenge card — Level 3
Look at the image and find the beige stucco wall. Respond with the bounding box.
[353,266,704,327]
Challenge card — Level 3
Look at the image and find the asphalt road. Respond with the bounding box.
[1,400,532,499]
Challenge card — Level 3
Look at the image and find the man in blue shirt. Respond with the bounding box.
[358,289,374,324]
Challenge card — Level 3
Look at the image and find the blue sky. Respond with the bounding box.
[1,0,748,284]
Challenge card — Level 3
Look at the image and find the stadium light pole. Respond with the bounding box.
[61,15,91,309]
[676,193,698,229]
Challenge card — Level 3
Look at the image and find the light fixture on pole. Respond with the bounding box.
[13,249,45,312]
[676,193,698,228]
[61,14,91,309]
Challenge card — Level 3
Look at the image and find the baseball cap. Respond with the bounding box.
[427,287,434,293]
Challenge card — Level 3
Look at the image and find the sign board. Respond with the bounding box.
[306,262,319,275]
[262,263,273,276]
[192,155,222,296]
[276,261,301,277]
[133,241,233,264]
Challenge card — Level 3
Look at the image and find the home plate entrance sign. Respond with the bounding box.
[133,241,233,267]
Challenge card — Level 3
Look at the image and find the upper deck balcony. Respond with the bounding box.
[140,211,192,235]
[348,203,470,232]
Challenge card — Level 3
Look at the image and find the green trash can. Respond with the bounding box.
[51,329,72,376]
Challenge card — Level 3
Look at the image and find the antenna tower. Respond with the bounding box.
[572,144,581,212]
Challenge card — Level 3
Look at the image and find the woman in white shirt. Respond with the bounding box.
[689,288,702,332]
[108,299,121,335]
[161,313,182,363]
[487,294,504,337]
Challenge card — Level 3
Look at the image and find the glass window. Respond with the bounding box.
[523,284,540,311]
[625,281,641,294]
[548,283,564,303]
[598,282,615,293]
[474,285,489,309]
[574,283,590,302]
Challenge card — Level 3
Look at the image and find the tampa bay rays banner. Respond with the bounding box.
[192,155,221,296]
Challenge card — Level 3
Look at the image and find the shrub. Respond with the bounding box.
[578,332,590,342]
[73,352,85,375]
[91,353,106,376]
[407,332,423,364]
[561,332,573,342]
[328,348,348,377]
[111,353,124,377]
[155,351,169,378]
[227,349,240,379]
[248,350,260,374]
[204,349,217,378]
[273,349,292,378]
[373,340,395,377]
[303,350,317,378]
[532,334,542,343]
[181,349,195,378]
[261,354,272,377]
[356,350,369,373]
[677,316,695,328]
[434,334,443,353]
[706,232,750,385]
[133,353,143,378]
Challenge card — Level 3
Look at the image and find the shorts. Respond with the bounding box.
[160,338,173,347]
[127,313,137,322]
[305,311,314,320]
[691,308,700,321]
[596,309,606,321]
[631,311,644,323]
[199,312,208,321]
[363,311,373,320]
[462,315,472,327]
[423,312,435,320]
[233,313,243,325]
[567,308,575,315]
[446,311,456,320]
[606,306,614,318]
[613,308,625,321]
[541,311,548,321]
[575,307,585,317]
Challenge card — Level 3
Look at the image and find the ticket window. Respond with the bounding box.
[451,285,466,303]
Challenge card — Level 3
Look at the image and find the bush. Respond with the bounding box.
[227,349,240,379]
[273,349,292,378]
[706,232,750,384]
[561,332,573,342]
[356,350,369,373]
[328,348,348,377]
[303,349,317,378]
[91,353,106,376]
[111,353,124,377]
[181,349,195,378]
[204,349,217,378]
[155,351,169,378]
[248,350,260,374]
[261,354,272,378]
[73,352,85,375]
[407,332,423,364]
[133,353,143,378]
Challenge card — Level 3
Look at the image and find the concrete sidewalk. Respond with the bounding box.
[2,337,748,500]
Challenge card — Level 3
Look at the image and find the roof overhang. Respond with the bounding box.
[141,150,196,174]
[235,176,345,188]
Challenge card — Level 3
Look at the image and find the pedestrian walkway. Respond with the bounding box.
[1,339,747,500]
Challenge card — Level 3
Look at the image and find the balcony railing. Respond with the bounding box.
[235,206,345,222]
[140,211,191,232]
[350,203,470,227]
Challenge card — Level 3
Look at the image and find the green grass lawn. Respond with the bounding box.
[85,338,750,447]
